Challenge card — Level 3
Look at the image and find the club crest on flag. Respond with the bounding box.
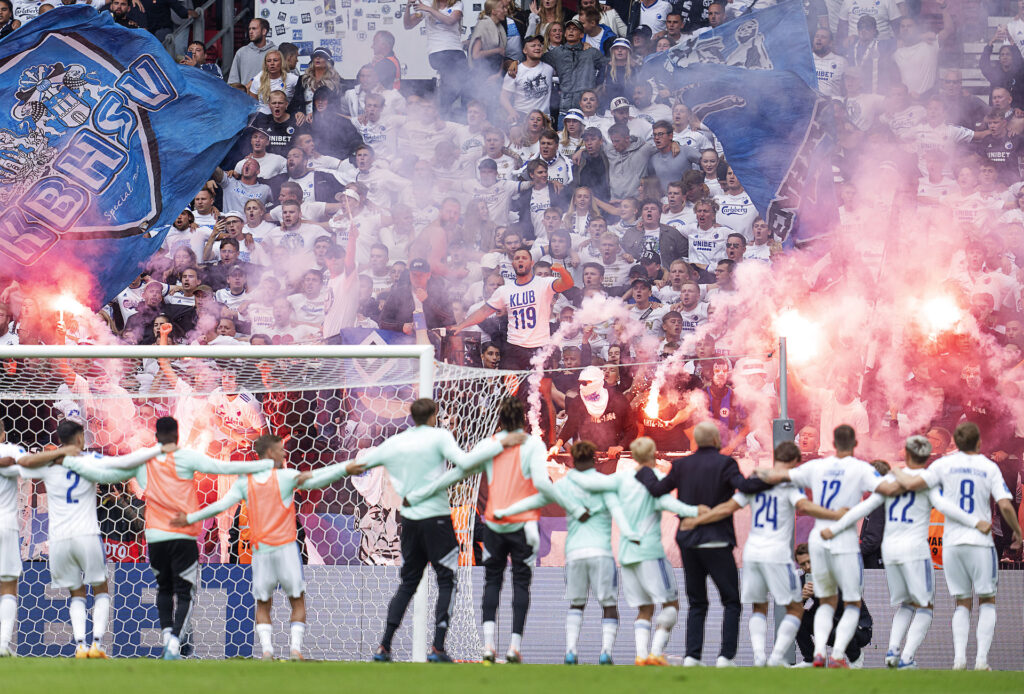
[0,33,176,266]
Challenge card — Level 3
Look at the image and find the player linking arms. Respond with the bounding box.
[496,440,639,666]
[685,441,846,667]
[3,421,168,658]
[361,397,526,663]
[405,396,585,663]
[887,423,1022,671]
[566,437,704,666]
[170,434,362,660]
[62,416,273,660]
[819,435,990,670]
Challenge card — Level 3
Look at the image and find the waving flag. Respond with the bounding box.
[654,0,816,89]
[0,6,255,306]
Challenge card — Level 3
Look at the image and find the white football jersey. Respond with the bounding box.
[678,302,709,334]
[486,274,558,349]
[920,452,1012,548]
[714,192,759,241]
[21,453,105,541]
[879,470,947,562]
[734,483,806,564]
[789,455,882,554]
[209,389,265,438]
[0,443,27,532]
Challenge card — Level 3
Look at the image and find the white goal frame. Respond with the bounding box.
[0,343,438,662]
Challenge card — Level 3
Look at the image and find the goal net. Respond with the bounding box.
[1,344,524,661]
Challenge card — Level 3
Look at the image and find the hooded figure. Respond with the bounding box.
[558,365,637,471]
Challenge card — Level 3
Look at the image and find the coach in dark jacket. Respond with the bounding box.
[636,420,769,665]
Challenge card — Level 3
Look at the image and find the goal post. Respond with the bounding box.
[0,342,522,661]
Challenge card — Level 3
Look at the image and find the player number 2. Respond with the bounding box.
[958,479,974,514]
[65,469,81,504]
[511,306,536,330]
[819,479,840,509]
[753,493,777,530]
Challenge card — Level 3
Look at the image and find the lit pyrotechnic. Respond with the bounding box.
[920,295,961,336]
[53,293,88,325]
[644,385,660,419]
[775,309,821,364]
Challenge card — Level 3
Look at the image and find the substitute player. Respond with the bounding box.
[62,416,272,659]
[15,420,169,658]
[822,435,990,669]
[566,437,703,666]
[453,248,574,369]
[686,441,847,667]
[170,434,361,660]
[405,397,584,663]
[357,398,525,663]
[496,440,639,666]
[891,422,1023,670]
[757,425,894,668]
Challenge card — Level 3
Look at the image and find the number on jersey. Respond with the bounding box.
[66,469,81,504]
[958,479,974,513]
[887,491,915,523]
[819,479,840,509]
[510,306,536,330]
[753,493,778,530]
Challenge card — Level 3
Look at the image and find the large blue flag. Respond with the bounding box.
[0,6,255,306]
[654,0,816,89]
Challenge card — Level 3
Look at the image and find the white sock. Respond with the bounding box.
[167,634,181,656]
[290,622,305,655]
[634,619,651,660]
[748,613,767,662]
[69,597,87,645]
[508,632,522,654]
[831,605,861,660]
[482,620,496,651]
[565,608,583,654]
[976,603,996,666]
[601,617,618,654]
[256,624,273,655]
[0,594,16,653]
[888,604,914,653]
[92,593,110,646]
[161,627,172,646]
[770,614,801,662]
[952,605,970,666]
[812,602,835,657]
[650,606,676,657]
[902,607,932,663]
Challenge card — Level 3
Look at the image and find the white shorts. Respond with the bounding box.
[885,558,935,607]
[0,529,21,580]
[49,535,107,590]
[565,556,618,607]
[252,542,305,602]
[741,560,802,606]
[943,544,998,600]
[809,544,862,601]
[621,558,677,607]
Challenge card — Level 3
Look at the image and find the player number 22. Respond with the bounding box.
[888,491,915,523]
[65,469,81,504]
[511,306,536,331]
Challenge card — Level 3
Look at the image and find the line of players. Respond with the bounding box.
[0,416,360,660]
[369,403,1022,670]
[0,398,1020,669]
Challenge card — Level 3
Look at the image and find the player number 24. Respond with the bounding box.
[753,493,778,530]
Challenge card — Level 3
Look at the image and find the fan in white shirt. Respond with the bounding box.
[287,270,329,325]
[234,130,287,180]
[891,423,1022,671]
[714,168,759,241]
[812,29,847,98]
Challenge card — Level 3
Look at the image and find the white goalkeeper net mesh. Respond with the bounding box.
[4,352,524,661]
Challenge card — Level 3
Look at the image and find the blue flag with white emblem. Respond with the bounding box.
[653,0,816,89]
[644,61,837,244]
[0,6,255,306]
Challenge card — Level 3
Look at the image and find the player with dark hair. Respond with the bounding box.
[61,416,272,659]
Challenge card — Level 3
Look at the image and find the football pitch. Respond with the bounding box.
[3,660,1023,694]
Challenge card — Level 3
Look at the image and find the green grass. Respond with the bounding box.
[1,660,1023,694]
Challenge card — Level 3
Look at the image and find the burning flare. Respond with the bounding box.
[775,309,821,364]
[920,295,960,336]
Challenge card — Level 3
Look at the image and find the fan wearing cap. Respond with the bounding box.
[628,278,669,338]
[557,365,637,467]
[500,35,556,122]
[234,129,287,180]
[558,109,586,158]
[453,247,574,370]
[378,258,456,337]
[293,47,342,120]
[539,21,608,119]
[604,95,653,142]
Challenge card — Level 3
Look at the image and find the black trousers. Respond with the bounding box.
[502,343,541,372]
[382,515,459,652]
[679,544,741,660]
[148,538,200,638]
[481,527,535,636]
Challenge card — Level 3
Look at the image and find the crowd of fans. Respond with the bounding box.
[0,0,1023,565]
